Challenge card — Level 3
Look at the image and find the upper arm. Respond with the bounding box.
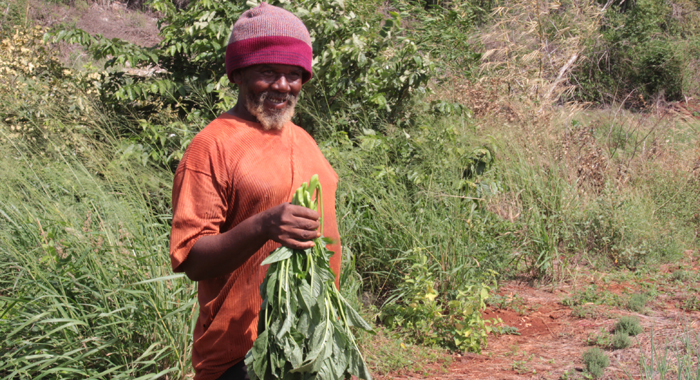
[169,138,231,272]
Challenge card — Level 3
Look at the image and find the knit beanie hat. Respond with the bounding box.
[225,3,313,84]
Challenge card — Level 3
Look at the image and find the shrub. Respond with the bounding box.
[671,269,693,282]
[51,0,435,135]
[572,305,597,319]
[583,347,610,379]
[612,331,631,349]
[626,293,648,312]
[572,0,700,103]
[615,316,643,336]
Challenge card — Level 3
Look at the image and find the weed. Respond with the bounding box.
[572,305,597,319]
[358,326,451,377]
[488,293,526,314]
[562,285,622,307]
[681,295,700,312]
[671,269,694,282]
[612,331,631,350]
[511,360,535,375]
[587,328,612,348]
[626,292,648,313]
[615,316,643,336]
[637,323,700,380]
[0,130,194,377]
[492,325,521,336]
[582,347,609,379]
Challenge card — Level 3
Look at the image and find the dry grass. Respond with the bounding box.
[475,0,603,107]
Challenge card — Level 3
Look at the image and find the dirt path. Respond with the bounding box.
[388,252,700,380]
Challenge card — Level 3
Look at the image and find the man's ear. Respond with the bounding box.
[231,69,242,85]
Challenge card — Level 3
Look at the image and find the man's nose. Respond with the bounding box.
[271,74,290,93]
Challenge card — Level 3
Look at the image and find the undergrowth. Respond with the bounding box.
[1,0,699,378]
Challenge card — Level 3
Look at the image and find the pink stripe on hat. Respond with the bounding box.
[225,3,313,83]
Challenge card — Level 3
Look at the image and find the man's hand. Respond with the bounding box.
[263,203,320,250]
[181,202,321,281]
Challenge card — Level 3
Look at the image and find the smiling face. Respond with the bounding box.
[232,64,304,130]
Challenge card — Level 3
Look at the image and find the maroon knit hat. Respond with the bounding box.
[225,3,313,84]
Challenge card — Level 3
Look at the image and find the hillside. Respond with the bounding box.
[1,0,699,379]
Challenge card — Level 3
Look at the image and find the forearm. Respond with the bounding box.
[180,203,320,282]
[182,212,269,281]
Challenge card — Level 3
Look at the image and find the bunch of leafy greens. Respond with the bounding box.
[246,175,373,380]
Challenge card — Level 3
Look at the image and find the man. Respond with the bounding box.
[169,4,342,380]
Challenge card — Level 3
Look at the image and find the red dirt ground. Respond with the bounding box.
[385,251,700,380]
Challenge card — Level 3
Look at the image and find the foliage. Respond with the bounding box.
[389,0,488,78]
[380,254,498,352]
[637,324,700,380]
[3,0,699,367]
[582,347,609,379]
[0,129,193,378]
[572,305,597,319]
[50,0,434,136]
[681,295,700,312]
[626,292,648,313]
[357,327,453,376]
[614,316,643,336]
[246,177,372,380]
[561,285,622,307]
[321,112,518,351]
[671,269,695,282]
[476,0,604,105]
[612,330,631,349]
[573,0,700,103]
[587,328,612,348]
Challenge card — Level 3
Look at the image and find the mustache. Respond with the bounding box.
[258,91,295,102]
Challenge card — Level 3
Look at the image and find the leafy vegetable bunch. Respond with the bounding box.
[246,175,373,380]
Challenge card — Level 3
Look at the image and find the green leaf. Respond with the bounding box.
[340,295,373,331]
[261,246,293,265]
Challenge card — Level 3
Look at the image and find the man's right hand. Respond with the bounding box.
[263,203,320,250]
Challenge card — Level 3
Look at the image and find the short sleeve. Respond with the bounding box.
[169,137,230,272]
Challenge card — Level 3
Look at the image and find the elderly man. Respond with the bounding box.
[169,4,342,380]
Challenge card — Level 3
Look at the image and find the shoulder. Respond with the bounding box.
[289,123,322,152]
[290,123,339,182]
[179,115,264,173]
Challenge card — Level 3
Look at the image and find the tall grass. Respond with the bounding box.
[0,130,195,379]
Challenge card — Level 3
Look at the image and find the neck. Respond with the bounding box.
[226,100,258,123]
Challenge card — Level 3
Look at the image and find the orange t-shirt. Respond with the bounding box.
[169,114,341,380]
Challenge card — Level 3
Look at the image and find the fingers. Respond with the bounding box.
[288,204,320,220]
[265,203,322,248]
[280,237,317,250]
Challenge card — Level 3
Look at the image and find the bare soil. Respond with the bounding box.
[31,0,160,47]
[384,250,700,380]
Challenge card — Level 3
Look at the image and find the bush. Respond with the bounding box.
[615,316,643,336]
[583,347,610,379]
[612,331,631,349]
[572,0,700,103]
[325,114,516,352]
[626,293,648,312]
[51,0,435,137]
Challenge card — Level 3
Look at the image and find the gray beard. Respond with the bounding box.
[244,90,297,130]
